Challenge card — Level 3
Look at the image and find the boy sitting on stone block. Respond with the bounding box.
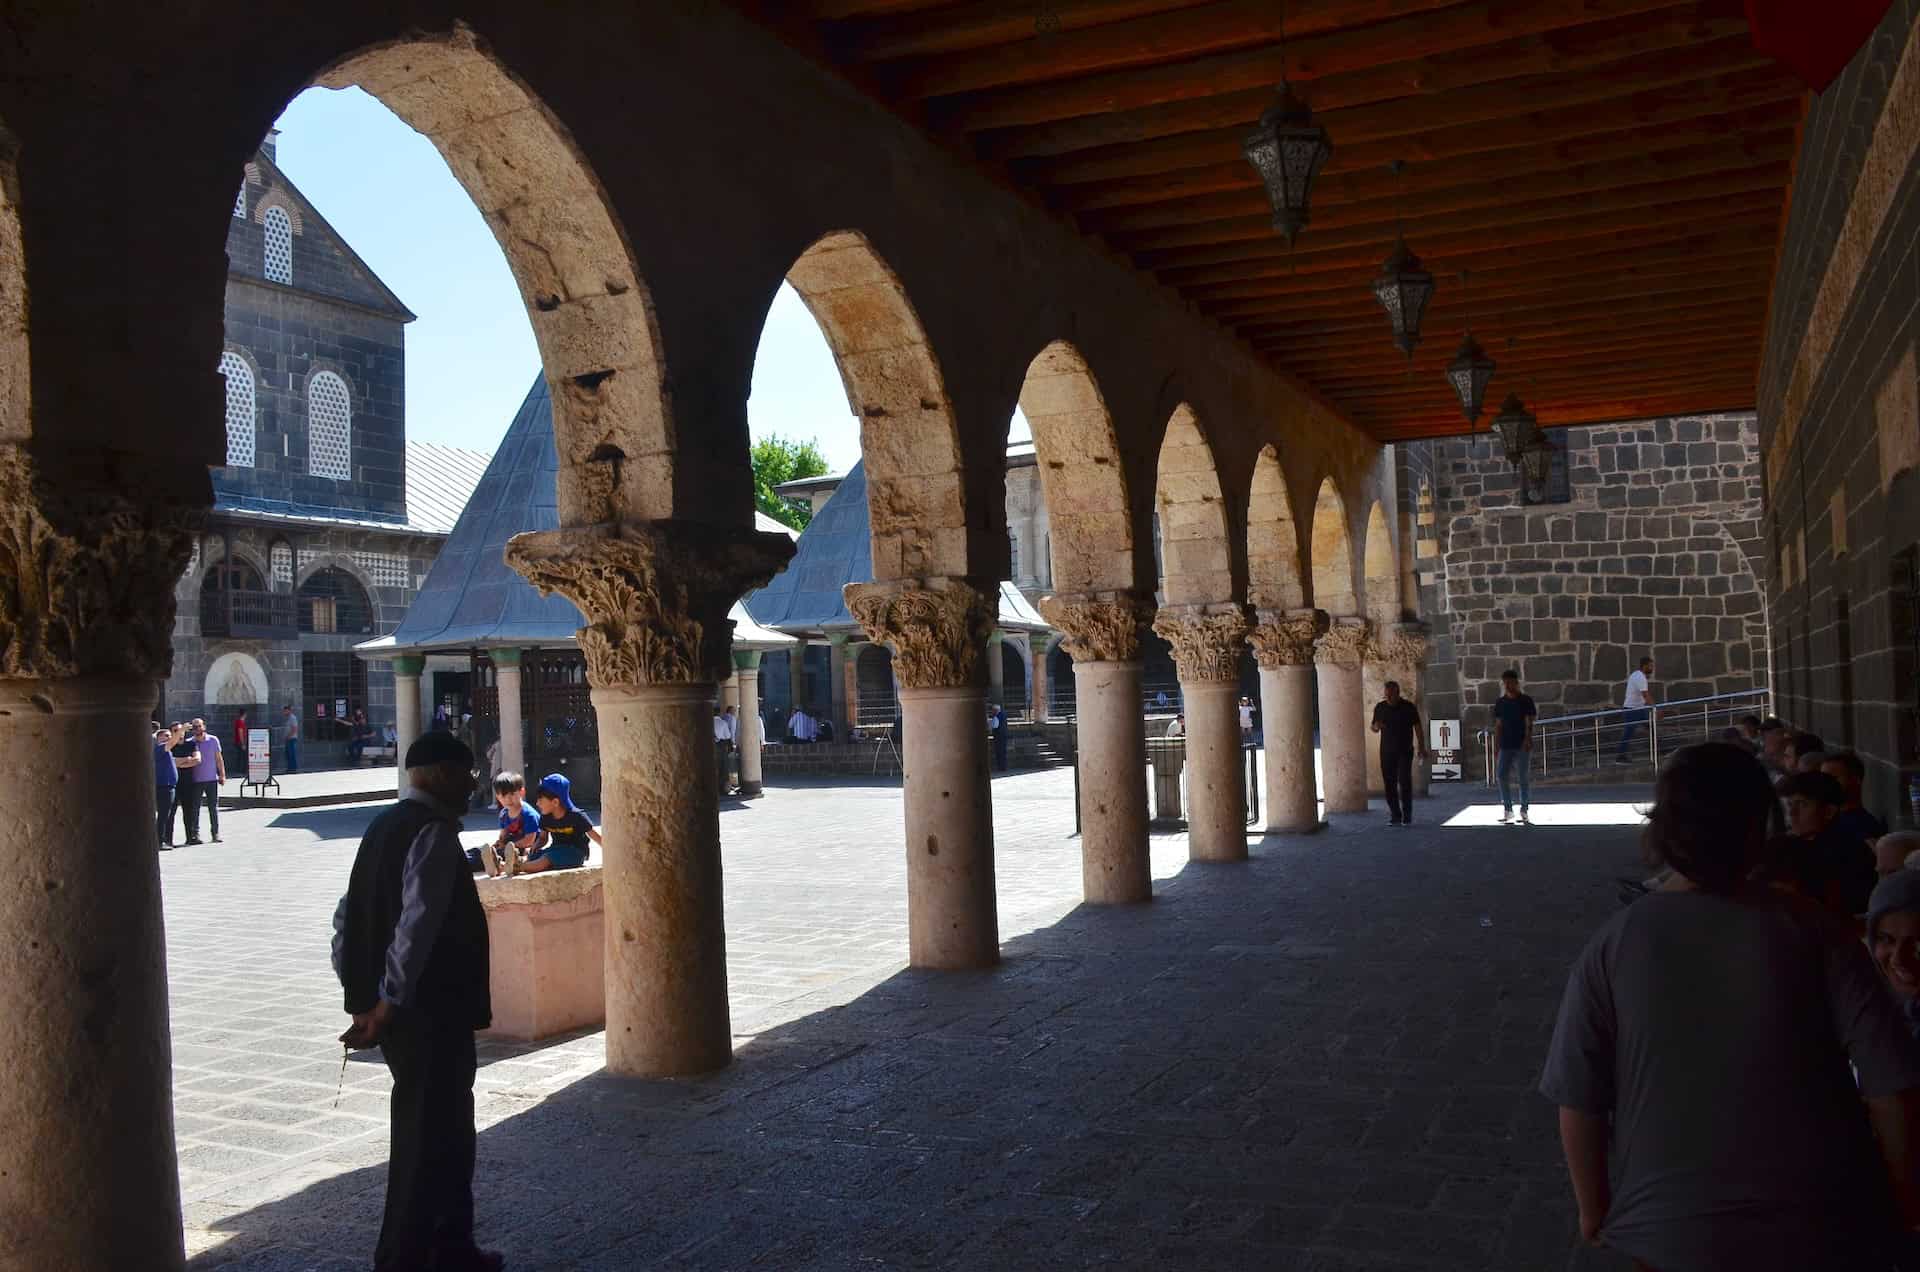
[473,771,546,877]
[522,773,600,873]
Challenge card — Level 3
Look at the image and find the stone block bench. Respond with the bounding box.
[358,745,396,766]
[477,866,604,1041]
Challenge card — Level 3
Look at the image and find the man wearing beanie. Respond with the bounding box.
[332,732,502,1272]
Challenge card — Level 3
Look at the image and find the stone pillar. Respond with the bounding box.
[734,650,765,798]
[492,648,524,780]
[393,653,425,794]
[828,633,850,737]
[846,576,999,969]
[1315,618,1371,814]
[1249,608,1328,833]
[507,519,793,1077]
[987,628,1006,706]
[1153,603,1250,862]
[721,670,740,715]
[1370,624,1432,797]
[1032,642,1050,721]
[0,451,199,1271]
[1039,591,1155,903]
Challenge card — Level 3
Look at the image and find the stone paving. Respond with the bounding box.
[166,766,1649,1270]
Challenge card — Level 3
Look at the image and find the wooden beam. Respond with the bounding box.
[1347,377,1759,420]
[828,0,1215,62]
[1296,327,1764,384]
[1328,350,1760,403]
[1369,392,1757,440]
[1247,292,1769,354]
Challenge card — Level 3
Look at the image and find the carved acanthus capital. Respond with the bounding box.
[504,519,795,689]
[0,447,203,680]
[1367,622,1431,669]
[1313,618,1372,668]
[1247,607,1328,669]
[1152,603,1249,683]
[1036,589,1155,663]
[844,576,997,690]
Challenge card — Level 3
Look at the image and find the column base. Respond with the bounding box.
[737,780,764,798]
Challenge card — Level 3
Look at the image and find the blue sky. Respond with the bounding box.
[274,86,1025,472]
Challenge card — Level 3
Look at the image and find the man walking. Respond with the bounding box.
[1614,656,1657,764]
[1492,670,1537,825]
[281,704,300,773]
[332,733,501,1272]
[713,705,737,794]
[989,703,1009,772]
[189,718,226,843]
[1370,680,1431,826]
[153,727,179,849]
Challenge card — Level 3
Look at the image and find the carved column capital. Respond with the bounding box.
[0,447,203,680]
[1247,607,1328,669]
[505,519,795,689]
[1152,603,1249,683]
[1313,617,1372,668]
[1036,589,1155,663]
[843,576,997,690]
[1367,621,1431,669]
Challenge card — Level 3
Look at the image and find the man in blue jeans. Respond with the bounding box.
[1491,669,1537,825]
[1614,656,1657,764]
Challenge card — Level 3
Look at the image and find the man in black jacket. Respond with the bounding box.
[333,732,502,1272]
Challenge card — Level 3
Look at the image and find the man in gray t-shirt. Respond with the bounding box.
[1542,890,1920,1270]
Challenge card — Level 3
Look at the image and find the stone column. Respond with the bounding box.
[393,653,425,794]
[507,519,793,1077]
[828,633,850,737]
[987,628,1006,706]
[1153,603,1250,862]
[1031,642,1050,721]
[734,650,765,798]
[1039,591,1155,903]
[1315,618,1371,814]
[1249,608,1328,833]
[0,451,199,1271]
[492,648,524,779]
[1374,623,1432,796]
[846,576,1000,969]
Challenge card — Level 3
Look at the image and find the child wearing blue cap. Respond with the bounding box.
[524,773,601,872]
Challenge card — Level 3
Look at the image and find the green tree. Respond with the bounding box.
[751,435,830,530]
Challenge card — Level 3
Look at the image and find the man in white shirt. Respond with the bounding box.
[1615,656,1658,764]
[714,707,737,793]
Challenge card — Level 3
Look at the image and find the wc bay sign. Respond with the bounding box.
[1430,719,1461,781]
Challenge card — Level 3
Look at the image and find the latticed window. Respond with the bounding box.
[233,187,246,218]
[352,551,410,589]
[269,540,293,590]
[262,205,292,284]
[1008,532,1020,579]
[307,371,351,480]
[218,352,255,468]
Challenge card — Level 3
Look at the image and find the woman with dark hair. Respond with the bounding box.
[1542,742,1920,1271]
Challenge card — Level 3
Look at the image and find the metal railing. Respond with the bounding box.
[199,588,298,640]
[1477,687,1771,785]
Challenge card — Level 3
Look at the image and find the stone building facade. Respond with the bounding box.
[160,139,486,764]
[1402,413,1771,747]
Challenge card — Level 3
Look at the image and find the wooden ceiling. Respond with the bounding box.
[737,0,1804,443]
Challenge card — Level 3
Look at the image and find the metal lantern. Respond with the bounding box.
[1372,238,1435,359]
[1243,81,1333,247]
[1445,331,1496,424]
[1520,431,1556,485]
[1490,393,1536,464]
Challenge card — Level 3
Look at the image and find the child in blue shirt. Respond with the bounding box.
[524,773,600,872]
[473,771,545,877]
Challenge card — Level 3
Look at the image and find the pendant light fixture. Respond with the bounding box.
[1490,392,1537,465]
[1371,160,1434,359]
[1242,3,1332,248]
[1520,431,1556,486]
[1445,269,1496,424]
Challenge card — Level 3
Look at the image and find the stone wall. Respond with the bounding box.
[1407,414,1770,743]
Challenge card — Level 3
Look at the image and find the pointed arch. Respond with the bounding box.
[315,31,671,525]
[1154,403,1232,606]
[1247,444,1303,611]
[1362,501,1398,626]
[1310,477,1356,617]
[784,230,968,579]
[1019,340,1132,593]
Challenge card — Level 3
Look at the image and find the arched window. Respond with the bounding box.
[218,351,255,468]
[262,205,292,285]
[307,371,351,480]
[297,567,374,635]
[269,540,293,591]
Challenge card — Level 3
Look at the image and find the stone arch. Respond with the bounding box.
[1362,501,1398,626]
[314,29,671,526]
[204,651,270,707]
[1310,477,1357,617]
[784,230,967,579]
[1018,340,1131,593]
[297,564,377,636]
[0,126,22,447]
[1247,444,1304,611]
[1153,403,1232,606]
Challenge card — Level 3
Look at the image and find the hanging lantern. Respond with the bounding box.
[1372,238,1435,359]
[1445,331,1496,424]
[1520,431,1556,485]
[1490,393,1536,464]
[1243,82,1333,247]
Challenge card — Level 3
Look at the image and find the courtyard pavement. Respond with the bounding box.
[166,766,1647,1271]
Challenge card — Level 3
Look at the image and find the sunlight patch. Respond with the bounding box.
[1443,802,1648,828]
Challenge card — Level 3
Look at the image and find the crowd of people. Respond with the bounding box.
[1546,731,1920,1270]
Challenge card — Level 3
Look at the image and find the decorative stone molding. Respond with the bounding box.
[1247,607,1328,669]
[1366,622,1431,669]
[844,576,997,690]
[1037,589,1155,663]
[505,520,795,688]
[0,447,202,680]
[1152,603,1249,683]
[1313,617,1372,668]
